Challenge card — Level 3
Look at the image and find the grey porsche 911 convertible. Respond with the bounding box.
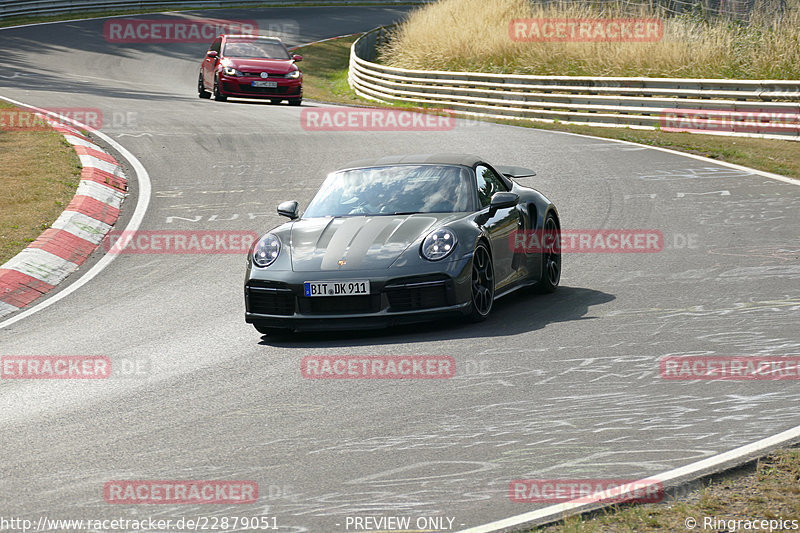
[245,154,560,335]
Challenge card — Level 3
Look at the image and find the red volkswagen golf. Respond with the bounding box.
[198,34,303,105]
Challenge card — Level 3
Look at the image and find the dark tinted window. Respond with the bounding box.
[223,39,290,59]
[474,165,509,207]
[210,38,222,53]
[304,165,474,217]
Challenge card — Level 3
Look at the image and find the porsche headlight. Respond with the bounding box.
[421,227,457,261]
[252,233,280,267]
[285,70,301,79]
[223,66,243,77]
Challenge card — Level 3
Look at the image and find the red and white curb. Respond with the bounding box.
[0,116,127,318]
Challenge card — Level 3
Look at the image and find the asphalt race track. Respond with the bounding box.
[1,7,799,532]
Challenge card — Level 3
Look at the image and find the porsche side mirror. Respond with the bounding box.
[292,54,303,62]
[489,192,519,213]
[277,200,299,220]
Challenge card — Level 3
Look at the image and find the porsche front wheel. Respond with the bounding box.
[468,242,494,321]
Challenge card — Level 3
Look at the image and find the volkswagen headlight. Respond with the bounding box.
[285,70,301,79]
[223,66,243,77]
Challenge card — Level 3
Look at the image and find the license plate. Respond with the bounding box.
[304,280,370,297]
[251,80,277,88]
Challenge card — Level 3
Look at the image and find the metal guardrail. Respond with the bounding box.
[0,0,429,20]
[349,26,800,140]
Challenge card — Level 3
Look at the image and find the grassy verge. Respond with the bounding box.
[0,102,81,265]
[379,0,800,79]
[528,446,800,532]
[296,34,800,180]
[293,36,366,105]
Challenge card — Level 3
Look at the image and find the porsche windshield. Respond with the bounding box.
[303,165,475,217]
[223,39,290,59]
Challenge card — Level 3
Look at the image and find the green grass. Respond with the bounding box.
[293,35,365,104]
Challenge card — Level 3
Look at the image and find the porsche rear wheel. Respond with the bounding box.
[468,242,494,321]
[198,72,210,99]
[537,213,561,293]
[213,75,227,101]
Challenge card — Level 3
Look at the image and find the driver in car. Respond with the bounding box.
[346,183,387,215]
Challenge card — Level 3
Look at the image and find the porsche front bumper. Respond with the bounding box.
[244,257,473,331]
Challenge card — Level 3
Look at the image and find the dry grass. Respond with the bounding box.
[0,103,81,265]
[380,0,800,78]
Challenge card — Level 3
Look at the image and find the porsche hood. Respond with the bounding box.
[287,214,462,271]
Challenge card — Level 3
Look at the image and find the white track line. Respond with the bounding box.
[0,95,151,329]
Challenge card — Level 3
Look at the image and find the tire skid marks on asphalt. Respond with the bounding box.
[0,113,127,317]
[234,300,800,519]
[638,166,754,181]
